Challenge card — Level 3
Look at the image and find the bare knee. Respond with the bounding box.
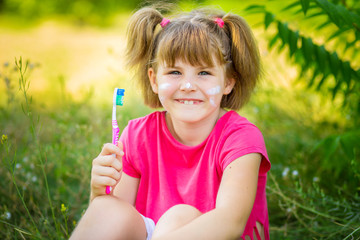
[162,204,202,223]
[153,204,202,238]
[70,196,146,240]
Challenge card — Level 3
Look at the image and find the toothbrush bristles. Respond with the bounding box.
[116,89,125,106]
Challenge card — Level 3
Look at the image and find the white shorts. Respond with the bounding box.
[141,214,155,240]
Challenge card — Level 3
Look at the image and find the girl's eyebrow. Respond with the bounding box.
[164,65,182,70]
[197,65,216,71]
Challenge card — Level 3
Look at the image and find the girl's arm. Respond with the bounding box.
[153,153,262,240]
[113,172,140,206]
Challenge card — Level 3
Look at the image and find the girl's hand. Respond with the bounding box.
[90,142,124,202]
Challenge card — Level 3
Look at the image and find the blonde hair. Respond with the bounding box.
[126,6,260,110]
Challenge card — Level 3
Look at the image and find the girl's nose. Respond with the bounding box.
[180,81,196,91]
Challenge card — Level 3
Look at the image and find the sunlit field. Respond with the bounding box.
[1,0,359,239]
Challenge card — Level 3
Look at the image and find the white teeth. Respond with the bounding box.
[183,100,194,105]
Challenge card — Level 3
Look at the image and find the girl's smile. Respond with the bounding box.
[175,99,203,105]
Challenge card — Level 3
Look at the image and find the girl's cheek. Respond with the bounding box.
[206,85,221,95]
[209,97,216,107]
[159,82,172,91]
[158,82,175,104]
[206,85,221,107]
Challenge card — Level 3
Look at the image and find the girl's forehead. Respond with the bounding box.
[160,56,223,69]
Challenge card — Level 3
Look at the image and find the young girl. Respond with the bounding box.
[70,5,271,240]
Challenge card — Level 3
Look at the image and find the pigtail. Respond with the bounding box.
[126,7,163,107]
[222,13,261,109]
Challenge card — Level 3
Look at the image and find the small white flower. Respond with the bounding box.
[313,177,319,182]
[5,212,11,219]
[16,163,21,169]
[32,176,37,182]
[282,167,290,177]
[23,156,29,163]
[292,170,299,177]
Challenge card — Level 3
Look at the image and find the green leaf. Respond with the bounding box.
[355,69,360,81]
[311,135,341,162]
[281,1,301,12]
[325,136,341,161]
[332,77,342,100]
[306,11,324,19]
[244,4,265,14]
[301,37,314,62]
[356,31,360,41]
[300,0,310,15]
[315,45,327,72]
[315,0,342,27]
[327,28,348,42]
[329,52,339,77]
[315,20,331,30]
[277,22,289,47]
[335,5,354,26]
[316,73,328,91]
[340,130,360,159]
[268,34,279,49]
[340,61,351,90]
[308,68,320,88]
[289,30,299,57]
[315,0,360,30]
[264,12,275,29]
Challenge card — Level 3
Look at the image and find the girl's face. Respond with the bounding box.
[148,58,235,124]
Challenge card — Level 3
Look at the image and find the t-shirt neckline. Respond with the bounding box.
[160,110,235,149]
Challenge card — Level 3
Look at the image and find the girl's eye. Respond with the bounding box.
[169,71,181,75]
[199,71,210,76]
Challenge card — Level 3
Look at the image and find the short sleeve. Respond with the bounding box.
[119,125,141,178]
[219,124,271,175]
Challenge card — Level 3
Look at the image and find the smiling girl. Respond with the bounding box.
[70,5,271,240]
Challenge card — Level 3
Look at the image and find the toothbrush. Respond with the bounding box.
[106,88,125,195]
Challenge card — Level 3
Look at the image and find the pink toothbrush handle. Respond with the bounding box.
[106,121,120,194]
[106,186,112,194]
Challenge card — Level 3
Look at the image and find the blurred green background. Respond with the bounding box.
[1,0,359,239]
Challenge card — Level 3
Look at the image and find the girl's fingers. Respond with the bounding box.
[99,143,124,158]
[92,164,122,181]
[91,175,117,189]
[93,155,122,172]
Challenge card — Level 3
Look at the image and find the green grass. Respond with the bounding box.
[1,55,359,239]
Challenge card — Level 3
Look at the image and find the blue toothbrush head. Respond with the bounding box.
[116,88,125,106]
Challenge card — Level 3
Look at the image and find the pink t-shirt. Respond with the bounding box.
[120,110,271,239]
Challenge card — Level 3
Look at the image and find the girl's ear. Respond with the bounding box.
[148,67,158,94]
[223,77,236,95]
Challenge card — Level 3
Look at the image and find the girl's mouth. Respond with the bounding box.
[176,99,203,105]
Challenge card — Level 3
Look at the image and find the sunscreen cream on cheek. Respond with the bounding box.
[159,82,171,90]
[206,85,221,107]
[206,85,221,95]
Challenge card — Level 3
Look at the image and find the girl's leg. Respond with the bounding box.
[152,204,202,238]
[70,195,147,240]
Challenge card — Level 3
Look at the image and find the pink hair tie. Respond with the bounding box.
[160,18,170,28]
[214,18,224,28]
